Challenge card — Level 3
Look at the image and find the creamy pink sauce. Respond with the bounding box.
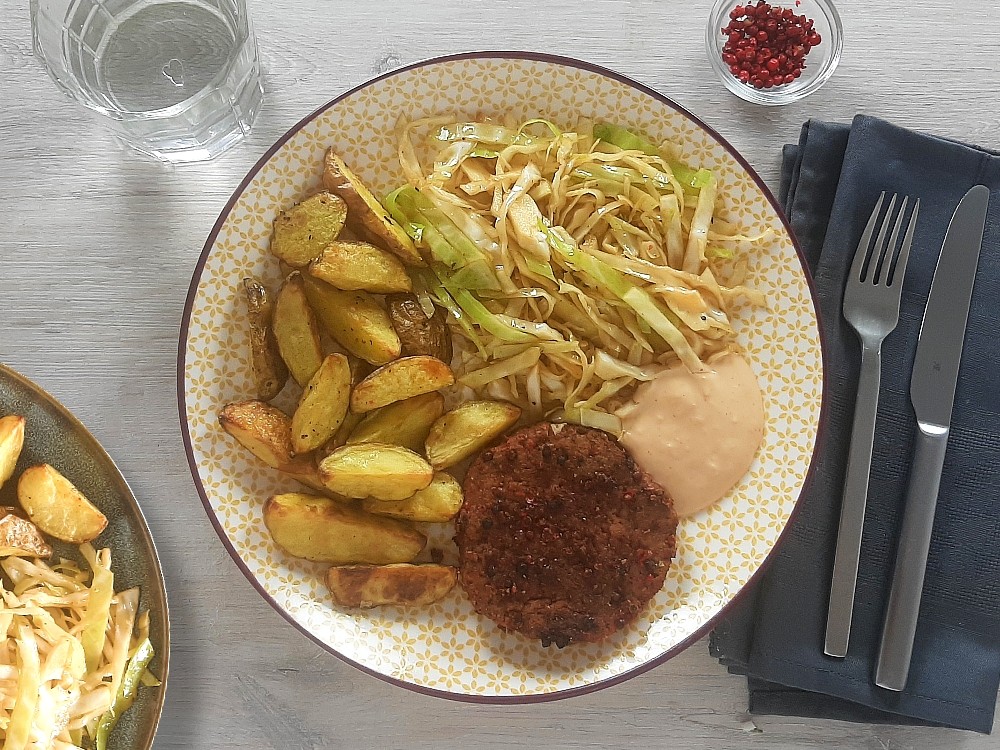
[621,352,765,517]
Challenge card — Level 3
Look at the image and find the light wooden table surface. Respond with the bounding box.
[3,0,998,746]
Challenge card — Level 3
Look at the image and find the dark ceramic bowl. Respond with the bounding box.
[0,363,169,750]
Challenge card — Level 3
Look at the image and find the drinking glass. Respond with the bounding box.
[30,0,265,163]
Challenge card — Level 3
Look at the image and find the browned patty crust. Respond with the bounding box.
[455,423,678,647]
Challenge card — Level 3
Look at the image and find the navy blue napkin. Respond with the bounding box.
[709,115,1000,733]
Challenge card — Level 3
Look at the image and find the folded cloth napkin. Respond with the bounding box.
[709,115,1000,733]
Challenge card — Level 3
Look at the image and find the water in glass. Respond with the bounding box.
[31,0,264,163]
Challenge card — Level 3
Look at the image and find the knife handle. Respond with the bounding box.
[875,423,949,691]
[824,342,881,657]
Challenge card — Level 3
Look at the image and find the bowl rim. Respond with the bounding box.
[705,0,844,105]
[1,362,171,744]
[176,50,829,704]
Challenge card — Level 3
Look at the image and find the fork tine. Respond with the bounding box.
[850,192,886,282]
[868,194,897,284]
[874,196,908,284]
[887,198,920,286]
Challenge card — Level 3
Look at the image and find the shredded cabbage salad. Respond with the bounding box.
[388,116,769,435]
[0,547,158,750]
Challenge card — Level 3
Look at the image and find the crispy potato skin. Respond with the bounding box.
[242,278,289,401]
[361,472,463,522]
[322,151,424,267]
[273,272,325,387]
[0,512,53,557]
[308,241,412,294]
[326,564,457,608]
[302,276,401,366]
[0,414,26,490]
[218,400,334,493]
[291,353,352,454]
[270,191,348,268]
[219,400,297,469]
[346,392,445,453]
[425,400,522,469]
[318,443,433,500]
[263,493,425,564]
[350,356,454,414]
[386,294,453,362]
[16,464,108,544]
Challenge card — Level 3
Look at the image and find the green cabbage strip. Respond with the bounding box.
[435,275,536,344]
[683,172,718,274]
[542,223,703,371]
[410,268,485,354]
[441,260,503,291]
[520,255,557,283]
[80,545,114,673]
[592,122,659,155]
[428,264,566,347]
[94,639,155,750]
[592,123,713,191]
[571,164,669,195]
[385,187,461,267]
[390,187,569,347]
[385,186,501,291]
[436,121,555,147]
[460,346,542,389]
[383,187,425,239]
[706,245,735,260]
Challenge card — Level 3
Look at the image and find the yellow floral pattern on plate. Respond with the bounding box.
[181,56,823,698]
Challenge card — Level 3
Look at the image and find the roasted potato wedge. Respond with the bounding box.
[264,492,425,564]
[320,411,364,457]
[308,241,412,294]
[291,353,351,454]
[386,294,453,362]
[314,357,374,455]
[278,460,332,495]
[362,472,462,522]
[0,414,26,490]
[302,276,401,366]
[0,510,53,557]
[326,564,457,608]
[219,400,298,469]
[318,443,433,500]
[350,356,454,414]
[270,191,348,268]
[17,464,108,543]
[346,392,445,453]
[242,277,289,400]
[218,400,329,490]
[322,150,423,267]
[273,273,324,386]
[425,400,522,469]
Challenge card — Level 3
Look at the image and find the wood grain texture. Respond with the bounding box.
[2,0,998,746]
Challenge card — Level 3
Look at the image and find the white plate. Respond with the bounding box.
[179,52,824,701]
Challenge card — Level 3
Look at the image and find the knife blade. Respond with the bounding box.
[908,184,991,428]
[875,184,990,691]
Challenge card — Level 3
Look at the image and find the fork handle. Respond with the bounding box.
[875,423,949,691]
[824,341,881,657]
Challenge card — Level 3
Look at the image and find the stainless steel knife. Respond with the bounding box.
[875,184,990,691]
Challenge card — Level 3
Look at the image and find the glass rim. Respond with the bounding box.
[30,0,258,120]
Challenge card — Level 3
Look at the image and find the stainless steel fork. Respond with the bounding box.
[824,192,921,658]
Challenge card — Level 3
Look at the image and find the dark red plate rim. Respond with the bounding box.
[176,50,829,704]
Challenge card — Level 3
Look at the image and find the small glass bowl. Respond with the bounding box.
[705,0,843,105]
